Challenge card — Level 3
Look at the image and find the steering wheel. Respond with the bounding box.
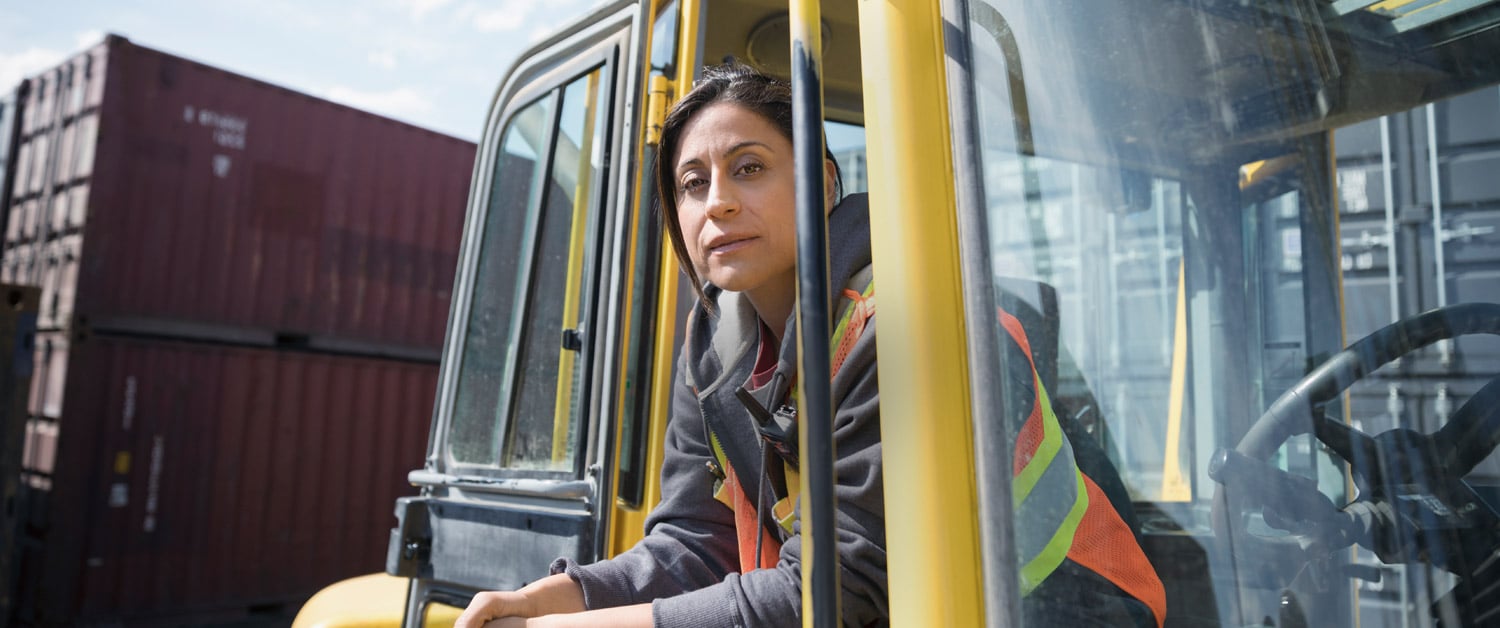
[1209,303,1500,589]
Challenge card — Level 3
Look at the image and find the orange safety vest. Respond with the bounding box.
[708,281,1166,628]
[1001,310,1167,627]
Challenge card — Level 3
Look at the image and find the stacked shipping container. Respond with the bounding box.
[0,35,474,625]
[1331,88,1500,628]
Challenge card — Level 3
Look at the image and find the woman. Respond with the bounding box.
[455,63,886,628]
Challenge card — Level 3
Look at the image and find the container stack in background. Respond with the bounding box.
[0,35,475,626]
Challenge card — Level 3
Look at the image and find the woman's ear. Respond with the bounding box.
[823,158,838,213]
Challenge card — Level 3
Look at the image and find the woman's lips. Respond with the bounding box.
[708,235,755,254]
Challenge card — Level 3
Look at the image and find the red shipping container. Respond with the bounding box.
[3,35,474,354]
[17,333,435,625]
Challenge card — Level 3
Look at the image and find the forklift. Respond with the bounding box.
[297,0,1500,625]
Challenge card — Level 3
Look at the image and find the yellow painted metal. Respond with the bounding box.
[788,0,837,623]
[1371,0,1422,13]
[291,573,459,628]
[645,74,672,146]
[605,233,649,553]
[608,0,700,554]
[552,69,603,463]
[1239,154,1299,190]
[1159,262,1192,502]
[676,0,701,89]
[603,1,669,560]
[606,0,679,557]
[857,0,984,624]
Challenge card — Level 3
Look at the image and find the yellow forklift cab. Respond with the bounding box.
[296,0,1500,626]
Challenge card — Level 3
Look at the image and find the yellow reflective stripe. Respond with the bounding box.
[830,279,875,352]
[707,429,734,508]
[777,465,801,532]
[1012,372,1062,504]
[708,429,728,475]
[1011,373,1090,594]
[1018,467,1088,594]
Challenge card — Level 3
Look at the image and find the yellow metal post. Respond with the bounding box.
[635,0,700,525]
[858,0,985,624]
[1160,262,1192,501]
[608,0,689,555]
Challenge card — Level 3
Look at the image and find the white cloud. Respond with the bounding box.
[0,48,67,93]
[74,29,105,50]
[457,0,534,33]
[396,0,455,20]
[368,49,398,70]
[324,85,434,119]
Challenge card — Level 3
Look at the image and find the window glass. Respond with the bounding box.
[960,1,1500,626]
[826,120,867,195]
[505,67,610,471]
[449,95,551,466]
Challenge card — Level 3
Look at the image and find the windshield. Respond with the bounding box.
[959,0,1500,625]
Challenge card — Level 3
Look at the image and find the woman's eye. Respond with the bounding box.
[680,177,707,193]
[737,163,764,176]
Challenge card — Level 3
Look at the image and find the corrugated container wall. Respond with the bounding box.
[1,35,473,353]
[20,336,436,625]
[0,34,475,626]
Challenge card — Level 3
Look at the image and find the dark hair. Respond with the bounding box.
[655,62,843,307]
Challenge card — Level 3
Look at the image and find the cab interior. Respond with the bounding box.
[685,0,1500,625]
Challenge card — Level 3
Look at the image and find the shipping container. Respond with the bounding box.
[1327,89,1500,628]
[1,34,474,355]
[8,333,436,626]
[0,34,475,627]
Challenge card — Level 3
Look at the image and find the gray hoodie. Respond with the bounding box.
[550,193,887,627]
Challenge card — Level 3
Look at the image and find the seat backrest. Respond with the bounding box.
[992,276,1060,394]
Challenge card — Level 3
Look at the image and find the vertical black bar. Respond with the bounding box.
[0,285,38,627]
[788,0,838,624]
[0,82,28,245]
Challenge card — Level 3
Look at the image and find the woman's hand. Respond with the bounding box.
[470,604,656,628]
[454,574,586,628]
[454,590,535,628]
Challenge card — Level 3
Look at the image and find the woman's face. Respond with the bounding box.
[673,102,799,297]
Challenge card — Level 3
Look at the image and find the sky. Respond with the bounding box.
[0,0,607,142]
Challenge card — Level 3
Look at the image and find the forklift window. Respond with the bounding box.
[827,120,867,194]
[449,65,611,473]
[957,0,1500,625]
[449,95,551,466]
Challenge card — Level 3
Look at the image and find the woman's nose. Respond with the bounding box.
[705,177,738,219]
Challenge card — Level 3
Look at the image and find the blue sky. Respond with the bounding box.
[0,0,605,142]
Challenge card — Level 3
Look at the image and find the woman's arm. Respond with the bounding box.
[492,603,653,628]
[455,574,585,628]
